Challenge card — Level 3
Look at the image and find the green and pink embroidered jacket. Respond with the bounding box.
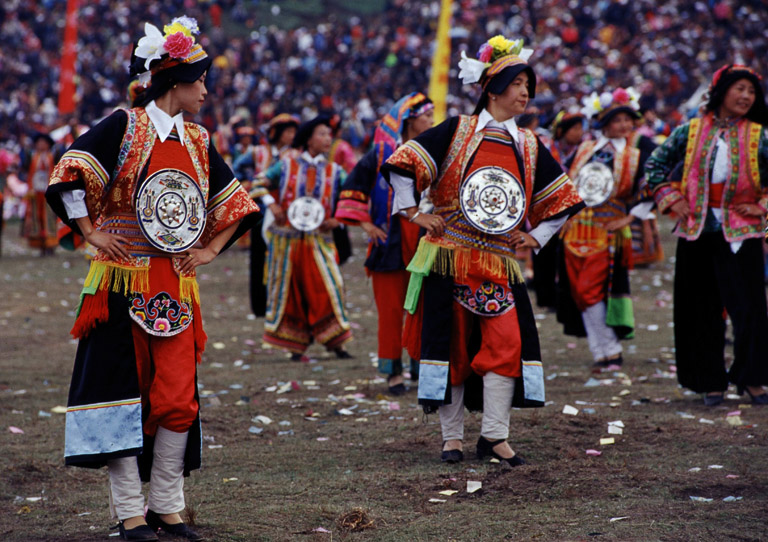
[645,112,768,242]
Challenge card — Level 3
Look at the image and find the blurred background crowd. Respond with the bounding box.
[1,0,766,213]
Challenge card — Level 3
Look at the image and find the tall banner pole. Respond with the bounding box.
[58,0,79,115]
[428,0,452,124]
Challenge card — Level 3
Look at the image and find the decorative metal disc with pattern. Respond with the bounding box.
[459,166,526,234]
[573,162,615,207]
[136,168,206,253]
[287,196,325,231]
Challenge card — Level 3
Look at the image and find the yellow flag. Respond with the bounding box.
[428,0,452,124]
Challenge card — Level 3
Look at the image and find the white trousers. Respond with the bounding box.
[438,372,516,441]
[107,427,189,520]
[581,301,622,361]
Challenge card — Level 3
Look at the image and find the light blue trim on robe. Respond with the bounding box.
[65,399,143,459]
[521,360,545,403]
[417,359,449,402]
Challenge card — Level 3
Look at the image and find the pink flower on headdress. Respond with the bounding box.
[164,32,194,59]
[612,88,630,105]
[477,43,493,63]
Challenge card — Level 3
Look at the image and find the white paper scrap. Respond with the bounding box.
[467,481,482,494]
[562,404,579,415]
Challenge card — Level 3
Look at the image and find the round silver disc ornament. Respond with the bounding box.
[136,169,206,253]
[459,166,526,234]
[287,196,326,231]
[573,162,615,207]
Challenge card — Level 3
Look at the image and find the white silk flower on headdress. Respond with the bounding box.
[135,23,167,70]
[458,50,489,85]
[580,91,602,118]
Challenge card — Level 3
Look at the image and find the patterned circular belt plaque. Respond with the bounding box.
[287,196,325,231]
[573,162,615,207]
[136,169,206,253]
[459,166,526,234]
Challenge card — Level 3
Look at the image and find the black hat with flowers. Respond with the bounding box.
[128,16,212,107]
[458,35,537,116]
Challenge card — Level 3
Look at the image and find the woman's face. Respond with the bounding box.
[278,126,297,148]
[603,111,634,139]
[563,122,584,146]
[490,72,530,119]
[174,72,208,115]
[406,109,435,139]
[719,78,756,119]
[306,124,333,156]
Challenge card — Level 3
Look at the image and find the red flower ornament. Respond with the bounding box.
[164,32,194,59]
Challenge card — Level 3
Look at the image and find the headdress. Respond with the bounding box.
[580,87,641,128]
[458,35,537,115]
[373,92,433,148]
[705,64,768,125]
[267,113,300,144]
[128,16,212,107]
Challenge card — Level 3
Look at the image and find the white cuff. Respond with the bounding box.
[629,201,655,220]
[61,189,88,219]
[389,172,417,215]
[260,193,276,207]
[528,215,569,254]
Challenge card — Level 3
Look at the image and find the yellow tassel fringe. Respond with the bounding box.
[408,238,524,284]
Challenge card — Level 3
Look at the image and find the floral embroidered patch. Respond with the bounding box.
[453,281,515,316]
[129,291,192,337]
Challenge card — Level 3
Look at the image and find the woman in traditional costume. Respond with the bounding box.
[24,132,59,255]
[233,113,300,317]
[382,36,583,465]
[46,16,259,540]
[261,116,353,359]
[556,87,656,369]
[645,64,768,406]
[335,93,434,394]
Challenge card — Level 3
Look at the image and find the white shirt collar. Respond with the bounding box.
[475,109,520,144]
[593,135,626,155]
[146,100,185,143]
[301,150,327,165]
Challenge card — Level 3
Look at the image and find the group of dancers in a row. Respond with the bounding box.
[43,16,768,541]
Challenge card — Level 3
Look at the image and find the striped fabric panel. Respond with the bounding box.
[402,140,438,182]
[63,150,109,188]
[100,215,168,256]
[207,178,239,211]
[483,126,513,145]
[531,172,569,205]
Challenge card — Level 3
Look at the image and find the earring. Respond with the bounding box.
[173,84,178,89]
[491,96,496,101]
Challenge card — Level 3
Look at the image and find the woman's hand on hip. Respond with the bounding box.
[180,246,217,273]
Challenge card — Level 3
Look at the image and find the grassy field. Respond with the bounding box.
[1,216,767,542]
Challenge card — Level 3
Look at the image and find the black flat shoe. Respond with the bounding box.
[594,355,623,369]
[741,387,768,405]
[476,436,526,467]
[387,375,407,396]
[441,441,464,463]
[334,348,353,359]
[145,510,203,541]
[118,522,159,541]
[703,393,724,407]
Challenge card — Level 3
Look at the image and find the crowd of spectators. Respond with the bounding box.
[1,0,766,161]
